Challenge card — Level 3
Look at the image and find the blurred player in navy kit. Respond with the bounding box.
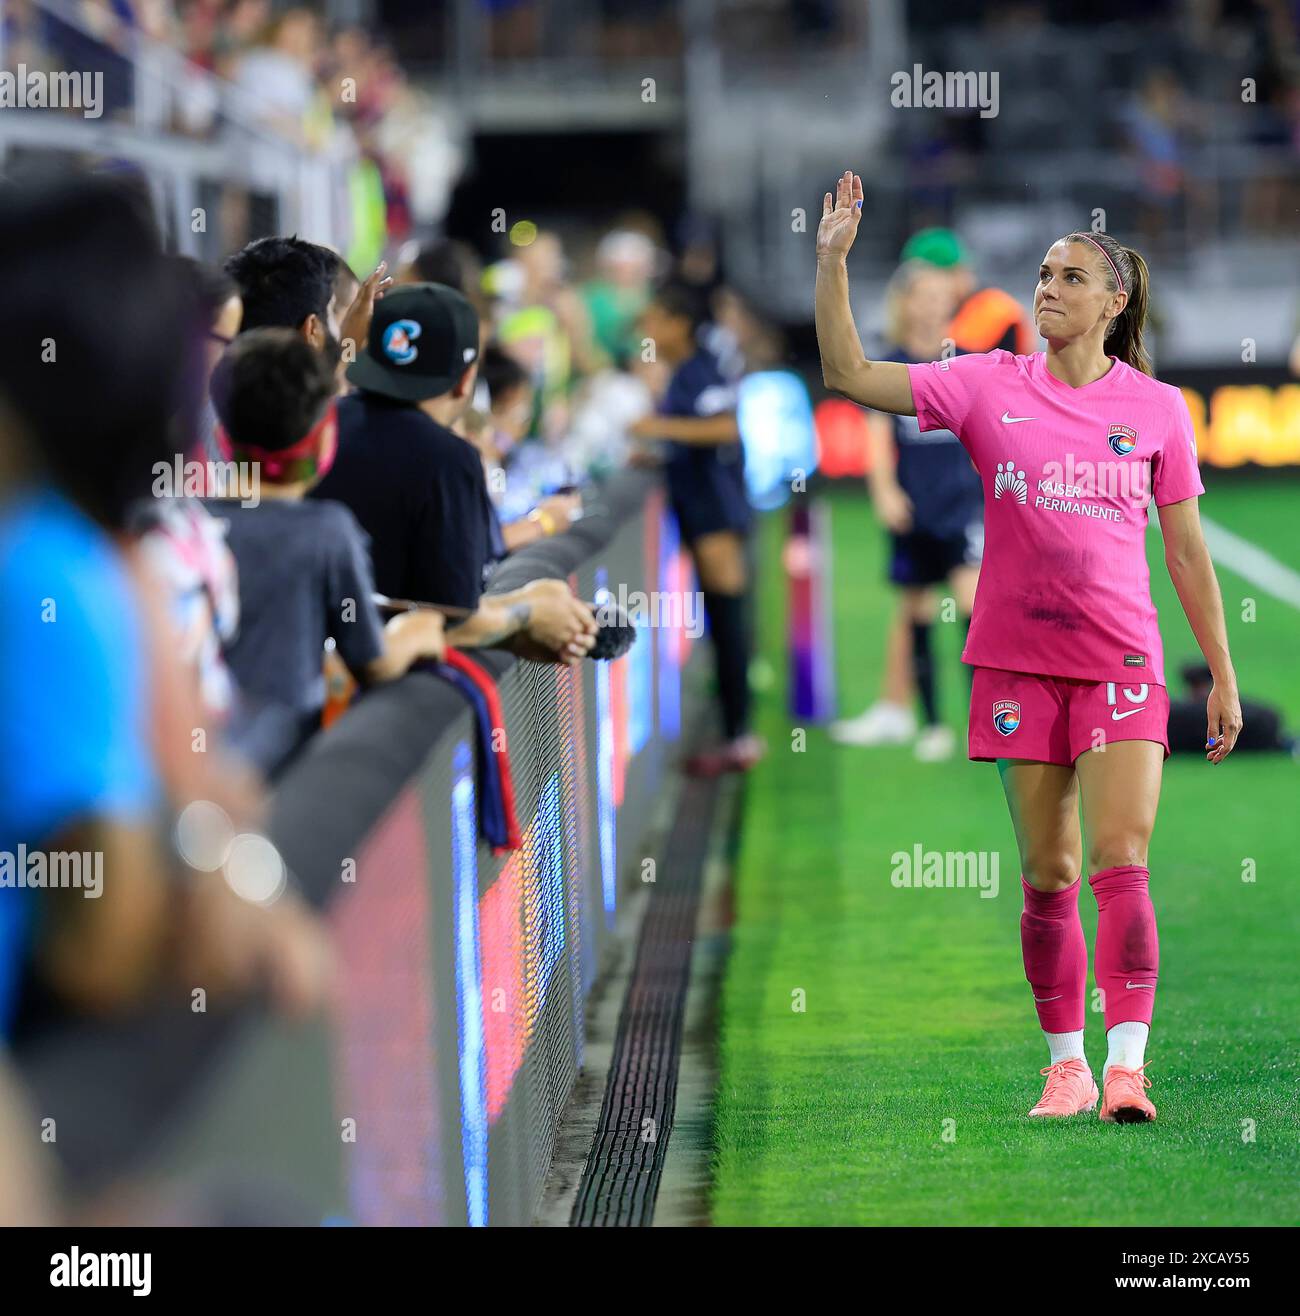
[629,284,764,775]
[831,260,982,760]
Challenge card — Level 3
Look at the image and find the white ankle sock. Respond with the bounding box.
[1104,1021,1149,1077]
[1045,1030,1086,1065]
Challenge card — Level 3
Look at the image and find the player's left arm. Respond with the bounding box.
[1157,495,1243,763]
[628,413,740,446]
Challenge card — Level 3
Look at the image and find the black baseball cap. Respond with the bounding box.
[346,282,480,402]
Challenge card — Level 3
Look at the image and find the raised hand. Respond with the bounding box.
[339,260,393,360]
[816,171,864,258]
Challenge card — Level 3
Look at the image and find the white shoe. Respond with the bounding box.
[829,701,916,746]
[914,724,956,762]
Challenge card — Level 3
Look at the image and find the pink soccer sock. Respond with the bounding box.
[1089,864,1159,1029]
[1020,876,1087,1033]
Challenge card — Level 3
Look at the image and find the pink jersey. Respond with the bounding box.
[906,350,1204,685]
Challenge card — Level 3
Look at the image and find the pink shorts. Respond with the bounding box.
[968,667,1170,765]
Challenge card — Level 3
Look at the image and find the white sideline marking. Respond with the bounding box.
[1200,516,1300,612]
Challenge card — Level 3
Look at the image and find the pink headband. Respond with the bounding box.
[1077,234,1125,294]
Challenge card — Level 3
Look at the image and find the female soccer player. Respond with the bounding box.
[815,171,1243,1123]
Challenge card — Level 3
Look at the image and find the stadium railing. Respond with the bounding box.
[13,470,704,1227]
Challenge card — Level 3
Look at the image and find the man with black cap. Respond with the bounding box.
[311,281,489,609]
[310,282,597,662]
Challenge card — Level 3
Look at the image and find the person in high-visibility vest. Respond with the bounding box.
[901,226,1037,356]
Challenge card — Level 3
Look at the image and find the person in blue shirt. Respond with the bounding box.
[630,284,764,776]
[0,487,162,1037]
[0,171,336,1043]
[0,171,200,1036]
[831,260,983,761]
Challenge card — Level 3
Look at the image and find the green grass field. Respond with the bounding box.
[711,472,1300,1226]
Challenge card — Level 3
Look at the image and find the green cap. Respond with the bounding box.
[899,227,969,269]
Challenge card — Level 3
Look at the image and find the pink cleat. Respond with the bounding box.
[1100,1063,1157,1123]
[1028,1058,1098,1117]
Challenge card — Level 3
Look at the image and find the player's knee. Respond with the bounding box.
[694,537,746,593]
[1022,852,1079,891]
[1088,836,1148,873]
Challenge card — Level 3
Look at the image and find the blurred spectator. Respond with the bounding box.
[676,214,723,299]
[495,230,601,434]
[171,255,242,460]
[479,344,535,463]
[596,0,679,59]
[205,328,445,773]
[705,286,764,378]
[484,0,542,60]
[0,171,323,1041]
[395,236,483,292]
[471,347,584,536]
[1243,69,1300,235]
[225,234,342,357]
[177,257,244,375]
[132,494,240,720]
[224,235,389,392]
[0,170,198,529]
[901,121,962,230]
[455,408,581,559]
[0,472,166,1028]
[231,7,330,148]
[582,229,657,367]
[5,1,449,266]
[1123,68,1199,247]
[213,0,273,70]
[453,407,509,574]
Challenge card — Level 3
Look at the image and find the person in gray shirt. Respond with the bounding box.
[204,329,445,773]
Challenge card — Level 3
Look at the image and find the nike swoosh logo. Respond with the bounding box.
[1126,982,1155,990]
[1112,707,1146,720]
[1032,994,1062,1002]
[1000,412,1036,423]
